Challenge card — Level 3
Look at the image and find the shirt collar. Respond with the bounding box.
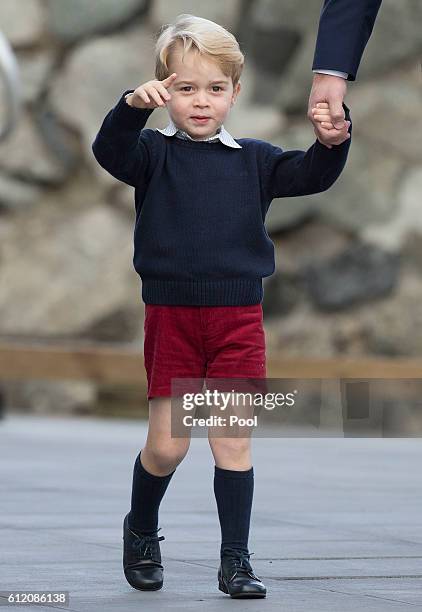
[157,117,242,149]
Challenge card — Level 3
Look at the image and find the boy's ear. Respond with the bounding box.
[232,80,241,104]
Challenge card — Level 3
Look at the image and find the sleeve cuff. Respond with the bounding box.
[343,102,350,118]
[313,69,349,79]
[111,89,155,129]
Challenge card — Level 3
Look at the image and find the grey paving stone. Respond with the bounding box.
[0,413,421,610]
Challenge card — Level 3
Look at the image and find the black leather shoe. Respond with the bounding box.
[123,513,165,591]
[218,547,266,598]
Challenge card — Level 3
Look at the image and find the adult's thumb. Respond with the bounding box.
[330,98,346,129]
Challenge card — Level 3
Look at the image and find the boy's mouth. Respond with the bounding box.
[191,116,211,123]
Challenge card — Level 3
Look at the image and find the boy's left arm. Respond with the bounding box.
[263,103,352,201]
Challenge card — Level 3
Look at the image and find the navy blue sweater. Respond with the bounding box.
[92,90,352,306]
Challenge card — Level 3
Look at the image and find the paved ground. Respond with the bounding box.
[0,413,421,611]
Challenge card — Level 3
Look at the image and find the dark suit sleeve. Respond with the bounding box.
[312,0,382,81]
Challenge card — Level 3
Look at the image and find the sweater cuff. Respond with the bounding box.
[342,102,351,123]
[334,102,352,147]
[111,89,155,129]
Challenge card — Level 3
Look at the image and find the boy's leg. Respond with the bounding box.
[203,301,267,596]
[143,396,191,475]
[128,396,191,534]
[209,434,253,556]
[209,430,265,598]
[203,303,266,556]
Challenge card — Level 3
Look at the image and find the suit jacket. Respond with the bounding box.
[312,0,382,81]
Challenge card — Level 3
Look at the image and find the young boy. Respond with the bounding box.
[92,14,351,600]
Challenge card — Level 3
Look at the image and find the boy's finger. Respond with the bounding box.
[319,126,335,135]
[157,83,171,100]
[312,108,330,115]
[145,86,165,107]
[338,122,351,135]
[139,90,150,103]
[316,102,329,108]
[162,72,177,86]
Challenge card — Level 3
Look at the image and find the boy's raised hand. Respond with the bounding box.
[126,73,178,109]
[311,102,351,149]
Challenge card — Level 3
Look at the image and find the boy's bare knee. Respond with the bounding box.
[144,440,189,473]
[209,437,250,458]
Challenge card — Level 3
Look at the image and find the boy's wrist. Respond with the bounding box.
[124,92,134,106]
[124,91,150,110]
[316,131,351,149]
[111,90,154,130]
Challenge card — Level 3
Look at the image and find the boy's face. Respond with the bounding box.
[166,45,241,140]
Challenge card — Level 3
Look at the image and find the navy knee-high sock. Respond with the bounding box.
[128,450,175,536]
[213,465,254,557]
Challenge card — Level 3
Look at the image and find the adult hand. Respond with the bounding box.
[308,73,347,149]
[311,102,351,148]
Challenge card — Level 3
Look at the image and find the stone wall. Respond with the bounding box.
[0,0,421,416]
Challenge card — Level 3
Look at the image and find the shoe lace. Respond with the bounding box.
[131,527,165,560]
[222,547,257,581]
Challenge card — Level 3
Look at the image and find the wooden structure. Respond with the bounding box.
[1,338,422,382]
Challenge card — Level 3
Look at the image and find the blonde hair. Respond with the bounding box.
[154,14,244,88]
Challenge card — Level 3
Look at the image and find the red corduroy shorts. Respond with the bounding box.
[143,304,267,400]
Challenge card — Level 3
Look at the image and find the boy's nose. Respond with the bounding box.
[193,94,209,105]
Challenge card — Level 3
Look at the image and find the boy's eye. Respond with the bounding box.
[180,86,223,92]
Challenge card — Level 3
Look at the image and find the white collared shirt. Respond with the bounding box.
[156,117,242,149]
